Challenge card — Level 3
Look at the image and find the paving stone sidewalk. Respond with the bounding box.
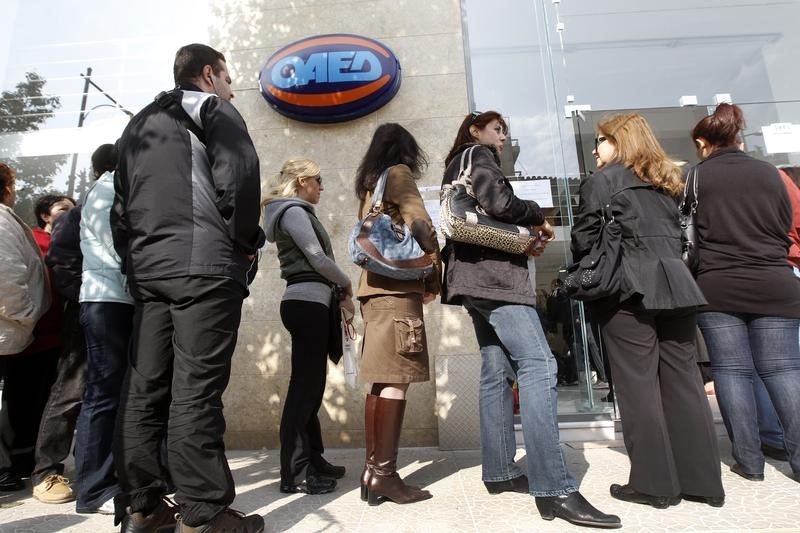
[1,438,797,532]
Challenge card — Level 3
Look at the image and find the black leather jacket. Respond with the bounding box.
[440,143,545,306]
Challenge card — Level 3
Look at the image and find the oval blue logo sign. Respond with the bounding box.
[259,34,402,123]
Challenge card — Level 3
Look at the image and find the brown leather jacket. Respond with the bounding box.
[356,164,442,299]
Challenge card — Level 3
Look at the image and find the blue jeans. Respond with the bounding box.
[754,373,785,450]
[74,302,133,512]
[463,296,577,496]
[698,312,800,475]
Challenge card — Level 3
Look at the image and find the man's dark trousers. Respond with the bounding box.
[114,275,244,527]
[32,300,87,484]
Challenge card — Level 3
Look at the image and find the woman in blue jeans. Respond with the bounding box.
[440,111,620,529]
[75,144,134,513]
[691,104,800,482]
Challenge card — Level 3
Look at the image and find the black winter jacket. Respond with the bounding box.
[46,206,83,302]
[111,83,265,288]
[440,143,545,306]
[571,163,706,310]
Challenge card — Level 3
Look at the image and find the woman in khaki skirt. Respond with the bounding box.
[354,123,441,506]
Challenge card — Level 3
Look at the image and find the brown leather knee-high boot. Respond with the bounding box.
[366,397,432,506]
[360,393,378,501]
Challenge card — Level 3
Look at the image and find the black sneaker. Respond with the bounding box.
[312,459,346,479]
[280,473,337,494]
[175,508,264,533]
[120,498,178,533]
[0,470,23,492]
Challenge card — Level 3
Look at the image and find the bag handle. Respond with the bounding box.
[679,166,699,215]
[370,168,392,213]
[455,145,479,195]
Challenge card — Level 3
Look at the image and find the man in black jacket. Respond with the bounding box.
[111,43,265,533]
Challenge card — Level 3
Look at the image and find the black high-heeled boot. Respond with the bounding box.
[535,491,622,529]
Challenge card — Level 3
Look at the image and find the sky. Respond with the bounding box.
[0,0,211,190]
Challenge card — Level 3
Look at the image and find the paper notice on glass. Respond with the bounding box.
[761,123,800,154]
[510,179,553,207]
[424,199,446,246]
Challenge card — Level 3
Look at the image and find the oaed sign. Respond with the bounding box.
[259,34,401,123]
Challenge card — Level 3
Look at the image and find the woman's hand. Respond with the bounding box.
[536,220,555,241]
[422,292,435,304]
[340,297,356,321]
[526,221,555,256]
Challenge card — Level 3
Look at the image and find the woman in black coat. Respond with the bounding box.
[571,113,724,508]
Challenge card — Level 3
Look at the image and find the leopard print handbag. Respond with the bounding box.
[440,146,536,255]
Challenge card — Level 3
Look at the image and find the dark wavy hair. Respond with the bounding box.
[354,123,428,200]
[691,103,746,149]
[445,111,507,167]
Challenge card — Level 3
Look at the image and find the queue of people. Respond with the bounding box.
[1,40,798,533]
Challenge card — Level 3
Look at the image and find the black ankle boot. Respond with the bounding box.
[484,475,529,495]
[536,491,621,529]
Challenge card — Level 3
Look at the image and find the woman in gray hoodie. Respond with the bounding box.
[262,158,354,495]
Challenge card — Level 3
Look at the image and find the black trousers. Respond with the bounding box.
[598,303,724,498]
[279,300,330,484]
[0,346,59,475]
[113,276,244,526]
[32,300,87,484]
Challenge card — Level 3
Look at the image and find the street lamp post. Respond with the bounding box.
[67,67,133,197]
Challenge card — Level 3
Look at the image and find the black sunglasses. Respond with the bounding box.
[594,136,607,150]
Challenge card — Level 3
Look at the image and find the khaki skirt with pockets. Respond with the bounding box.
[359,293,430,383]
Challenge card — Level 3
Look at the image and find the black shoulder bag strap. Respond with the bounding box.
[154,89,206,145]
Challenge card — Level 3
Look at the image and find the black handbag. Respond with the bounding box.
[564,202,625,301]
[679,166,699,273]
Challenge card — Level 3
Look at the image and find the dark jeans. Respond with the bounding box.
[113,276,244,527]
[754,374,785,450]
[698,311,800,475]
[74,302,133,512]
[1,347,59,476]
[279,300,330,484]
[600,304,723,498]
[32,300,87,485]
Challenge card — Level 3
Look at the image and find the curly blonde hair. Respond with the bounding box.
[261,158,320,206]
[597,114,683,197]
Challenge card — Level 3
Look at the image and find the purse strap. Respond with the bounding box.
[455,145,479,195]
[679,166,699,215]
[369,168,392,213]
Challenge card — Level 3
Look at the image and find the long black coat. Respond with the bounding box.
[571,163,706,310]
[440,143,545,306]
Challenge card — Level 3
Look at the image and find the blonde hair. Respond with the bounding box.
[597,114,683,197]
[261,158,320,206]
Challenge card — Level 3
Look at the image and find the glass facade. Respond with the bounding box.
[0,0,210,224]
[462,0,800,419]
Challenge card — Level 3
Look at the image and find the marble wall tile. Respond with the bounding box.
[213,0,467,449]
